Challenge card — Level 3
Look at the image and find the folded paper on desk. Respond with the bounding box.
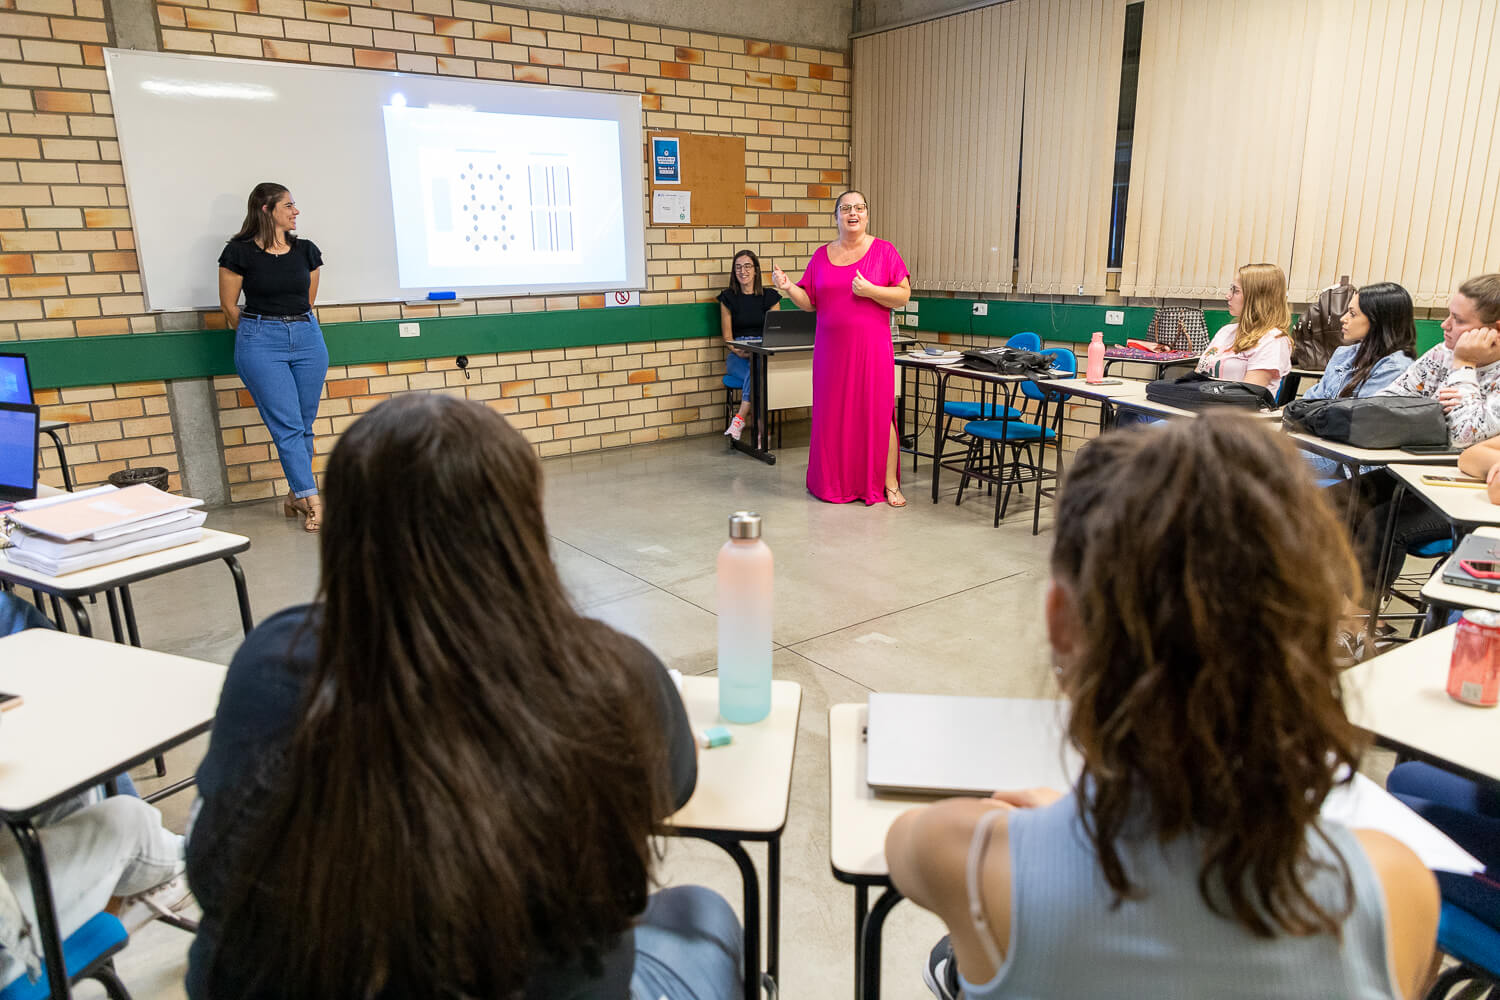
[7,484,201,542]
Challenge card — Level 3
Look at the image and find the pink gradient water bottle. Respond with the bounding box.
[1085,331,1106,384]
[718,511,773,723]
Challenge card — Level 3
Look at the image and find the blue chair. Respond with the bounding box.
[0,912,134,1000]
[1425,901,1500,998]
[939,332,1037,434]
[955,348,1074,534]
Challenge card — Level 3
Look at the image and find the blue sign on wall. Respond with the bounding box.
[652,136,680,184]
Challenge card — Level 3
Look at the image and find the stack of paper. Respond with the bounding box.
[4,484,206,575]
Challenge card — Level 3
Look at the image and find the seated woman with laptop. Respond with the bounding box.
[886,414,1438,1000]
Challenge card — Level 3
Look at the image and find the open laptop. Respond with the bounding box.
[0,353,33,405]
[760,309,816,348]
[865,692,1080,796]
[0,401,40,507]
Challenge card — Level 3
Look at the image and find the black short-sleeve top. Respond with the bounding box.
[717,286,781,341]
[218,237,323,317]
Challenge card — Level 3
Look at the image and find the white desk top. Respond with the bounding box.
[1285,434,1462,468]
[1343,625,1500,782]
[666,675,801,836]
[0,527,249,593]
[1387,464,1500,529]
[1421,526,1500,612]
[0,630,226,816]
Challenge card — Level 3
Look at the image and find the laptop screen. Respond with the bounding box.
[0,402,39,502]
[0,353,31,404]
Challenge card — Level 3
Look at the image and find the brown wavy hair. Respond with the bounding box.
[1052,414,1366,938]
[207,394,672,996]
[229,181,295,250]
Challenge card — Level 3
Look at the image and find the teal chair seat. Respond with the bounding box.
[963,420,1055,442]
[1423,902,1500,998]
[943,400,1022,421]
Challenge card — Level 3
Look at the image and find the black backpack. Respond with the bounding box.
[1144,372,1276,411]
[961,347,1053,377]
[1281,396,1449,448]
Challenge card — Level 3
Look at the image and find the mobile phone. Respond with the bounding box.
[1461,559,1500,579]
[1421,473,1488,488]
[1404,443,1460,455]
[925,347,944,355]
[0,693,23,712]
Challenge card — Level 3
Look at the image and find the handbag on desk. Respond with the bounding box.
[960,347,1053,377]
[1144,372,1275,411]
[1281,396,1448,448]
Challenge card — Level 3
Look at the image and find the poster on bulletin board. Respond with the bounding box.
[652,137,680,184]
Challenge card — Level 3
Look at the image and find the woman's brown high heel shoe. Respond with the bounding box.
[283,494,321,533]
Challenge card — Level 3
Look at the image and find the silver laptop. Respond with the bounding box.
[865,692,1080,796]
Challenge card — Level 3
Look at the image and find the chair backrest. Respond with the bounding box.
[1007,331,1041,352]
[1021,348,1077,402]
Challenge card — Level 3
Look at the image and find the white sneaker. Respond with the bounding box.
[116,874,194,933]
[725,415,745,441]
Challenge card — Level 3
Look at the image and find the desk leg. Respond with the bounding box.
[853,884,868,1000]
[225,556,255,636]
[61,597,90,637]
[104,590,124,643]
[930,372,950,504]
[119,586,141,647]
[8,821,71,1000]
[1365,482,1406,659]
[717,840,762,1000]
[860,887,904,1000]
[40,427,73,493]
[767,837,780,985]
[731,352,776,466]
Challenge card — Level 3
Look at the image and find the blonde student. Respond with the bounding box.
[1197,262,1294,397]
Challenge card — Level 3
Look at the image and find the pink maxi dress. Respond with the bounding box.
[798,238,910,504]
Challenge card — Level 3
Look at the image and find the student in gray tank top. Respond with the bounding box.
[885,414,1441,1000]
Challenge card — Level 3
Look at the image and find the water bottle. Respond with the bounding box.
[718,511,773,723]
[1085,331,1106,384]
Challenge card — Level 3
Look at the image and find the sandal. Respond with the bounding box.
[885,486,908,508]
[301,495,322,533]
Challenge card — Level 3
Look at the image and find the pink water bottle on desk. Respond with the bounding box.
[1085,331,1106,384]
[1448,609,1500,706]
[718,511,773,723]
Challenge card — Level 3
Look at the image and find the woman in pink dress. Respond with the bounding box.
[772,191,912,505]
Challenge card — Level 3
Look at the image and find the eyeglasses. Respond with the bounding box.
[1228,284,1243,295]
[837,203,867,214]
[733,263,756,271]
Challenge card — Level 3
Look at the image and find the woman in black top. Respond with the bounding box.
[217,182,327,532]
[186,394,743,1000]
[718,250,780,442]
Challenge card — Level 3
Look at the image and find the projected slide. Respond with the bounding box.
[383,105,626,290]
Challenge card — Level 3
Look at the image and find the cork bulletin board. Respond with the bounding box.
[647,132,747,227]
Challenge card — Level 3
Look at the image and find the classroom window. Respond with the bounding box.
[1107,2,1144,270]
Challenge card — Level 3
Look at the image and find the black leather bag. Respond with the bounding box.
[1144,372,1276,411]
[1281,396,1449,448]
[961,347,1052,377]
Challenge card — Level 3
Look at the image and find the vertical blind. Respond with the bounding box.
[1288,0,1500,307]
[851,3,1026,292]
[1015,0,1127,296]
[1117,0,1320,299]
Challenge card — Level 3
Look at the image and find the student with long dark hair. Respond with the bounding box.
[185,395,741,1000]
[888,415,1438,1000]
[719,249,780,442]
[217,182,327,532]
[1301,281,1416,480]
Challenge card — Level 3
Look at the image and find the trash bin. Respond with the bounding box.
[107,466,170,491]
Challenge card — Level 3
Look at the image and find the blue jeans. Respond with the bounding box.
[234,313,328,498]
[631,886,742,1000]
[1388,761,1500,927]
[726,349,752,402]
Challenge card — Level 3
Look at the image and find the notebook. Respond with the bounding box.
[865,693,1080,796]
[1440,533,1500,594]
[0,402,39,504]
[0,353,32,405]
[7,483,201,541]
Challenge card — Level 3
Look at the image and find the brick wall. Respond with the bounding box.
[32,379,182,490]
[0,0,849,497]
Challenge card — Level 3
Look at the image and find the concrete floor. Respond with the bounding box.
[74,425,1059,1000]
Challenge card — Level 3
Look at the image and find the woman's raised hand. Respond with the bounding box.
[770,266,791,291]
[851,269,872,298]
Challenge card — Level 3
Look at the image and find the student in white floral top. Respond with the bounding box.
[1196,263,1294,398]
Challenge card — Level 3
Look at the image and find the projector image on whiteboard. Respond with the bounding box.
[421,150,576,266]
[384,104,625,291]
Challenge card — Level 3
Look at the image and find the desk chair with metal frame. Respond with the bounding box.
[0,911,134,1000]
[954,349,1075,533]
[937,332,1036,447]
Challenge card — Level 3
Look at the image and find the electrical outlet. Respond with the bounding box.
[972,302,988,316]
[399,322,420,338]
[1104,310,1125,326]
[906,314,919,328]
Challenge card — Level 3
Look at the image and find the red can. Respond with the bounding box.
[1448,609,1500,706]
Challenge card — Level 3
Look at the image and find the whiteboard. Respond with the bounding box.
[104,49,646,311]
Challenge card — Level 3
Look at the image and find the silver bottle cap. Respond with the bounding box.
[727,511,762,540]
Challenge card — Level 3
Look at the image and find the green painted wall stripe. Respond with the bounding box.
[7,294,1445,390]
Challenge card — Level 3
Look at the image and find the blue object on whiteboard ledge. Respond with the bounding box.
[426,291,457,300]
